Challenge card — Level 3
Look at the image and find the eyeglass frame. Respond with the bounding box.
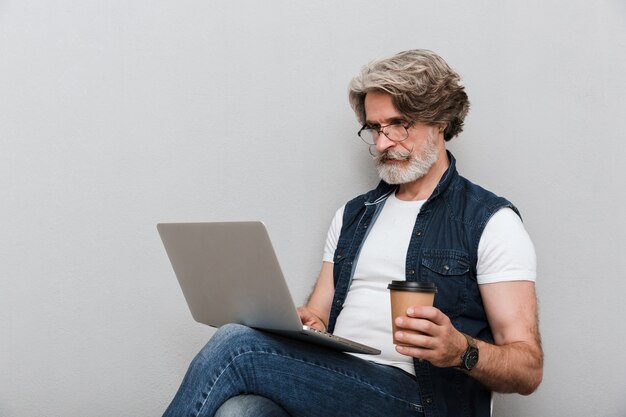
[357,120,417,146]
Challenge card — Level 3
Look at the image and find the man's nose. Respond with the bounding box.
[375,133,395,153]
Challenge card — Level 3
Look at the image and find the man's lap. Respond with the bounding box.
[164,324,423,417]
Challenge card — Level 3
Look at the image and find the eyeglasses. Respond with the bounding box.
[357,120,416,146]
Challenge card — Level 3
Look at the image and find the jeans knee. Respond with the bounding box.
[193,324,258,365]
[216,323,252,338]
[211,323,257,347]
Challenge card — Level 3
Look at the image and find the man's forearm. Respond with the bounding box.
[470,338,543,395]
[302,262,335,328]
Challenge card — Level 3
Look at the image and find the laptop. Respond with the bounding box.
[157,221,380,355]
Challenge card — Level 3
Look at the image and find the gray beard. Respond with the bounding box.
[374,133,439,185]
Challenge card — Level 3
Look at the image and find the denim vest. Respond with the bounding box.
[327,152,519,417]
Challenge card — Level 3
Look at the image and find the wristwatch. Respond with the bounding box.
[456,333,479,371]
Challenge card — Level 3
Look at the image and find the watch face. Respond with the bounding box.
[465,349,479,369]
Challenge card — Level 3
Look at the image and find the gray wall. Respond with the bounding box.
[1,1,625,416]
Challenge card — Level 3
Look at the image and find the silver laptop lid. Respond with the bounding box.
[157,222,304,331]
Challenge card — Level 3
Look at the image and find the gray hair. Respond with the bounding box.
[348,49,470,141]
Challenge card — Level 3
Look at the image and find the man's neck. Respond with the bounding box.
[395,151,450,201]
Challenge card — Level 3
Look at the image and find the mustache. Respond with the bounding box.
[373,149,412,163]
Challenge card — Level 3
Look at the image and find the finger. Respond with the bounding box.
[297,307,313,320]
[396,343,447,366]
[395,344,433,361]
[394,330,435,349]
[395,316,438,336]
[406,306,447,325]
[297,308,325,330]
[304,318,325,331]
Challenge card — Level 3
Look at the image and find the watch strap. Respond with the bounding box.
[456,333,479,371]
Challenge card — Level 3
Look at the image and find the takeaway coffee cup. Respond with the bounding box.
[387,281,437,346]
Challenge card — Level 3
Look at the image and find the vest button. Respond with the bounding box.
[408,269,415,275]
[415,231,422,237]
[443,264,450,271]
[425,397,433,405]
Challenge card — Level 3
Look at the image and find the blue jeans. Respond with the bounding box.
[163,324,424,417]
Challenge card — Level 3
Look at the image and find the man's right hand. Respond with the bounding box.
[297,306,327,332]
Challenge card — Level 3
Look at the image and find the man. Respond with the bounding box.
[163,49,543,417]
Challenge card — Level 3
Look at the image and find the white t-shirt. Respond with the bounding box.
[323,192,536,375]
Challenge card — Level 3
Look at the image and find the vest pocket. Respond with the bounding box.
[420,249,470,318]
[333,241,349,264]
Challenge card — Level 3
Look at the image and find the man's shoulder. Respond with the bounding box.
[448,174,520,220]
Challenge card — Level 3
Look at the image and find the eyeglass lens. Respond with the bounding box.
[359,124,408,145]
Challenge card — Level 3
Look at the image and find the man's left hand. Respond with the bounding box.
[393,306,467,368]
